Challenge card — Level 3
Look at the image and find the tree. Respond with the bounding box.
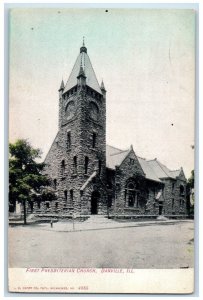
[9,139,54,224]
[186,170,194,217]
[188,170,194,189]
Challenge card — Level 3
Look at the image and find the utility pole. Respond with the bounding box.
[114,192,117,220]
[72,197,75,231]
[23,199,27,225]
[107,196,109,219]
[72,214,75,231]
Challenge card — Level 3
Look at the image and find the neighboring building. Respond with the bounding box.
[31,42,187,218]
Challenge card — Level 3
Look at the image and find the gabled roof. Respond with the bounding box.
[106,145,161,182]
[169,169,181,178]
[171,167,186,181]
[106,145,129,170]
[137,157,161,182]
[106,145,183,183]
[63,46,102,95]
[147,159,171,179]
[147,159,182,180]
[44,132,59,163]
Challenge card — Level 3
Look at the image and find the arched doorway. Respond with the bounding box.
[91,191,100,214]
[159,202,163,215]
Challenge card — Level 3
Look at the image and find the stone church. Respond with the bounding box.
[36,42,187,218]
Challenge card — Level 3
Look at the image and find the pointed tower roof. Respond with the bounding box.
[59,79,64,91]
[100,79,106,91]
[63,41,102,95]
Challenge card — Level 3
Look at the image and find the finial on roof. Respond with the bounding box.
[58,79,64,91]
[80,37,87,53]
[77,65,86,79]
[130,144,133,150]
[100,79,106,91]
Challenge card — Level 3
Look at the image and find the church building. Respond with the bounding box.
[36,42,187,218]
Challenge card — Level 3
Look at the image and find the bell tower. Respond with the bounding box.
[55,40,107,215]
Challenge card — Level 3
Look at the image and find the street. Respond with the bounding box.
[9,219,194,269]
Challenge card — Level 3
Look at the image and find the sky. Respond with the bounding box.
[9,8,195,178]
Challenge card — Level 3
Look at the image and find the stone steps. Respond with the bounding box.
[84,215,115,224]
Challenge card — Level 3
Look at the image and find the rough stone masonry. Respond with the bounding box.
[28,42,187,219]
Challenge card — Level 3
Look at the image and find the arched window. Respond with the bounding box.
[70,189,73,204]
[126,182,136,207]
[128,182,135,190]
[67,131,71,149]
[128,158,135,165]
[85,156,89,174]
[92,132,96,148]
[180,185,185,196]
[61,160,65,177]
[73,156,77,174]
[65,101,75,120]
[89,102,99,121]
[64,190,67,202]
[172,182,175,192]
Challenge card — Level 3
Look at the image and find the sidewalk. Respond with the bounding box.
[10,215,193,232]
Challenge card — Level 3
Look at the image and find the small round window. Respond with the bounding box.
[65,101,75,120]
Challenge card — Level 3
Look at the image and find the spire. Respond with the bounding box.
[63,41,102,95]
[100,79,106,92]
[58,79,64,91]
[80,36,87,53]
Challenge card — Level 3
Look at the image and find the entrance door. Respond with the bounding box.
[91,191,100,214]
[159,202,163,215]
[128,191,135,207]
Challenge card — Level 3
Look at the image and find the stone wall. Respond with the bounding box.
[106,149,187,217]
[162,178,187,216]
[33,82,187,219]
[112,149,148,215]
